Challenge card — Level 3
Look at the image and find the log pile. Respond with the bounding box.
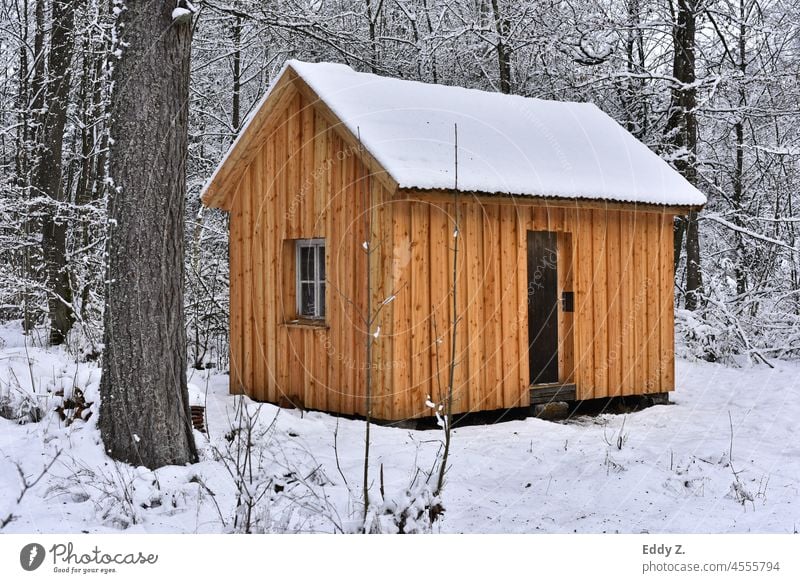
[190,405,206,433]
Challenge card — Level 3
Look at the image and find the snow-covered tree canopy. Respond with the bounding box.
[0,0,799,360]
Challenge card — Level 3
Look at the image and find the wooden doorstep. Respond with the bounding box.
[529,382,577,404]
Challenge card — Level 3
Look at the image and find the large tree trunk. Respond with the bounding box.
[99,1,197,469]
[35,0,77,345]
[667,0,703,310]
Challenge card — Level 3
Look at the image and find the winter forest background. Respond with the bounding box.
[2,0,800,366]
[1,0,799,535]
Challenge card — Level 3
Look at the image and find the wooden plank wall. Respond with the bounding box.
[228,89,394,416]
[388,201,675,418]
[227,87,676,421]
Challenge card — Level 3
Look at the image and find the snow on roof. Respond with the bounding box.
[289,60,705,207]
[202,60,707,208]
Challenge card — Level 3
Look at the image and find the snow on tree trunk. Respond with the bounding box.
[667,0,704,310]
[38,0,77,346]
[99,0,197,469]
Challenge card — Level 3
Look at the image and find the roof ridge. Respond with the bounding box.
[202,59,706,209]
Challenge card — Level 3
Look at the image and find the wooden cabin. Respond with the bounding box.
[201,60,706,421]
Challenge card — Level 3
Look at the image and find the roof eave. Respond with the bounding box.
[399,187,705,214]
[200,69,298,210]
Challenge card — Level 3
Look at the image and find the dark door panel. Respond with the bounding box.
[527,231,559,384]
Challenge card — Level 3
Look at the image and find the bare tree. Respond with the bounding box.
[667,0,704,310]
[432,124,459,514]
[489,0,512,94]
[35,0,78,345]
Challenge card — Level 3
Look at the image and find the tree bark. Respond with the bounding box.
[35,0,77,345]
[731,0,748,300]
[99,1,197,469]
[667,0,703,309]
[30,0,46,135]
[365,0,379,72]
[232,15,242,131]
[490,0,512,94]
[19,0,47,333]
[13,0,31,325]
[623,0,647,137]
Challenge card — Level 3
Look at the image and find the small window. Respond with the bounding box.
[295,238,326,319]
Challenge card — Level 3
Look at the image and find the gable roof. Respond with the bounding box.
[201,60,707,209]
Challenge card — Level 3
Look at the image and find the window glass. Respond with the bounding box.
[300,282,315,317]
[317,245,326,280]
[300,245,315,281]
[296,239,325,319]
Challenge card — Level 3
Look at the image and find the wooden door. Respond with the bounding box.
[527,231,559,384]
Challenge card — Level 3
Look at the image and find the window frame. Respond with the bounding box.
[295,238,326,320]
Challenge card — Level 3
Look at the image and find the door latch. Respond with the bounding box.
[561,291,574,312]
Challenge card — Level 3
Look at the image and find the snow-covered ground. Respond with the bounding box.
[1,320,798,534]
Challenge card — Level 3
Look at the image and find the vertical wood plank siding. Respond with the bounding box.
[228,89,394,416]
[227,90,677,420]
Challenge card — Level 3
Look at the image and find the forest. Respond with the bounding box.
[0,0,799,535]
[2,0,799,367]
